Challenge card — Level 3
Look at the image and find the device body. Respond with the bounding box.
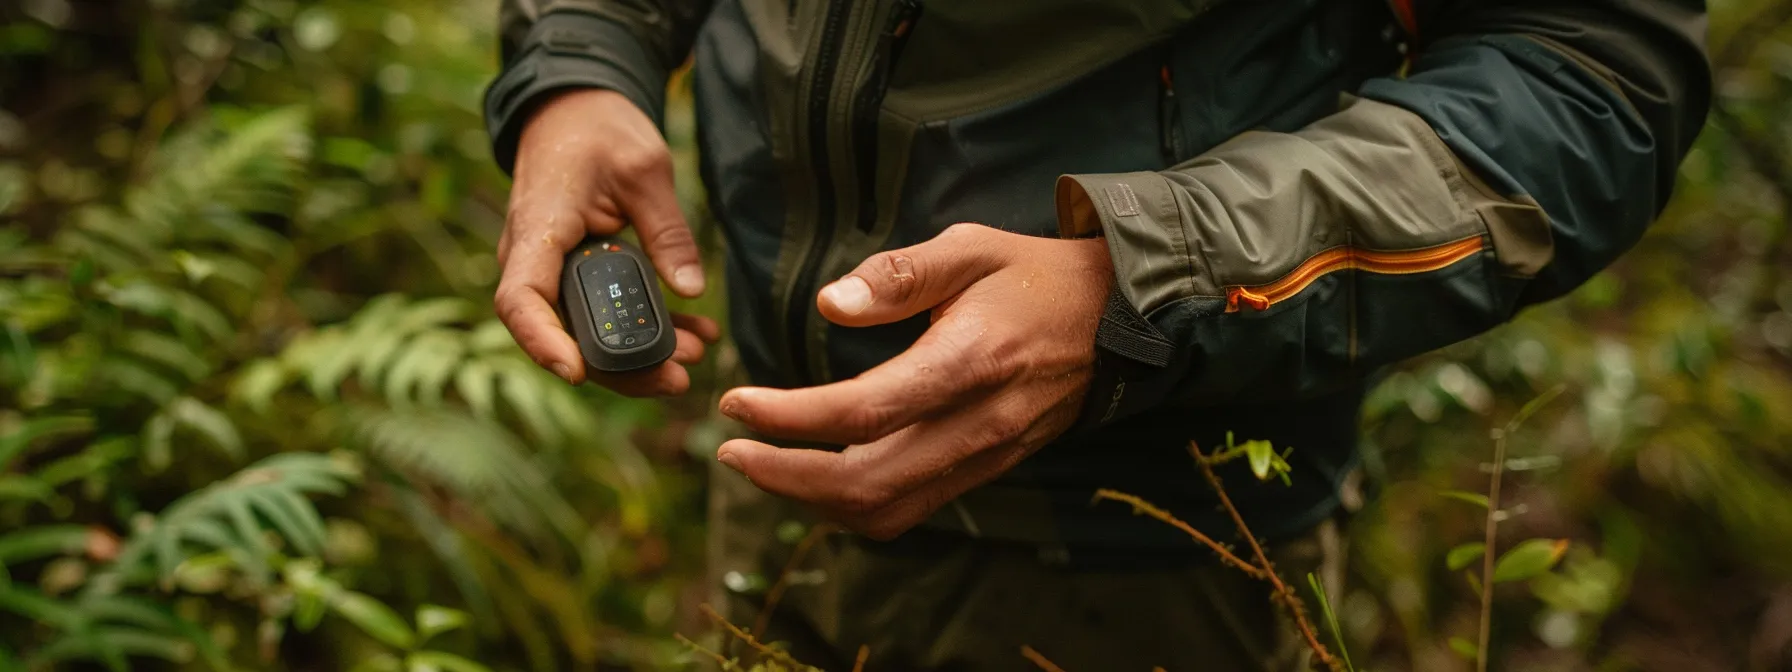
[558,236,677,373]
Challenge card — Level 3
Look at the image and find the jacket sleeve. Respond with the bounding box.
[1056,0,1710,424]
[484,0,713,174]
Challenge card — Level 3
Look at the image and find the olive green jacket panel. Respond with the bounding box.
[1057,0,1708,418]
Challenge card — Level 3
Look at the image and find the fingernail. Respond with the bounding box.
[820,277,872,315]
[674,266,704,295]
[719,391,754,421]
[551,362,576,384]
[717,449,744,474]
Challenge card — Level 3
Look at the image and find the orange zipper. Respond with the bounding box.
[1225,236,1486,313]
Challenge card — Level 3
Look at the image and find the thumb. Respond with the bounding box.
[818,223,1003,327]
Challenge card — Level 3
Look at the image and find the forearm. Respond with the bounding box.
[485,0,712,174]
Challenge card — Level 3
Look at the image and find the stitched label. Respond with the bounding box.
[1103,184,1141,217]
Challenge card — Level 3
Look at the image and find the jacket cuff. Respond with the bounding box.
[483,11,669,175]
[1056,172,1193,430]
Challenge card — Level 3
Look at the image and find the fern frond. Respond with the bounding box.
[108,453,357,586]
[340,407,583,546]
[141,397,244,471]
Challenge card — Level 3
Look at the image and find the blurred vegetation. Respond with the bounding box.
[2,0,1791,670]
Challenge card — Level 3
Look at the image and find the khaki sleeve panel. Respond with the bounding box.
[1057,97,1554,318]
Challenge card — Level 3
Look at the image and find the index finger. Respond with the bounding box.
[495,227,583,384]
[717,316,991,445]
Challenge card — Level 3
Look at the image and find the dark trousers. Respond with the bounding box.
[706,463,1345,672]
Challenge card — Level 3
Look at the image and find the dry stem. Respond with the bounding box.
[1190,441,1343,672]
[1475,428,1507,672]
[852,644,870,672]
[1091,489,1267,581]
[755,523,837,636]
[1020,645,1067,672]
[675,632,734,670]
[701,603,807,670]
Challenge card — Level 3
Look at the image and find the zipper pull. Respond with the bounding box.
[1159,60,1181,165]
[1227,287,1271,313]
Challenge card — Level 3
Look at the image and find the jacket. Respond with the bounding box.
[484,0,1710,554]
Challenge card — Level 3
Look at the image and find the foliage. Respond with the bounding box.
[2,0,1791,669]
[2,0,714,668]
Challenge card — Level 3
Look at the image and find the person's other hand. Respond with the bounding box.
[714,223,1111,539]
[495,89,718,395]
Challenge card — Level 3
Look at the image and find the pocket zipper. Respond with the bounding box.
[1225,237,1486,313]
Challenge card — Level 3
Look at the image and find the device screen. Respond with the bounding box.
[578,253,660,349]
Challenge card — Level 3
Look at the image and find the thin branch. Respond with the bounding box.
[1020,645,1067,672]
[1475,426,1507,672]
[852,644,870,672]
[675,633,734,670]
[700,603,807,670]
[1091,489,1267,581]
[1191,441,1343,672]
[754,523,837,636]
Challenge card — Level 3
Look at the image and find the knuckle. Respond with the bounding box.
[613,145,672,178]
[981,410,1029,446]
[943,222,985,238]
[841,403,896,442]
[644,222,696,254]
[860,518,907,542]
[839,483,894,517]
[867,251,920,303]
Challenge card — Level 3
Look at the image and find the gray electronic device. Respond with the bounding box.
[557,236,676,373]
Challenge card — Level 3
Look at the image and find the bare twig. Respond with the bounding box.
[1191,441,1343,672]
[1020,645,1067,672]
[851,644,870,672]
[1474,426,1507,672]
[1091,489,1267,581]
[700,603,807,670]
[754,523,837,636]
[676,632,735,670]
[1474,385,1565,670]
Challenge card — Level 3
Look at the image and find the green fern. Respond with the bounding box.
[0,586,227,672]
[105,452,358,587]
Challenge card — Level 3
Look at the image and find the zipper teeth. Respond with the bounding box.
[1226,237,1486,313]
[788,0,852,384]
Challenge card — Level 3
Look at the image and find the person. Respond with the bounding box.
[483,0,1709,668]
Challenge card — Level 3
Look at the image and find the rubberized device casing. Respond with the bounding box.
[557,237,677,373]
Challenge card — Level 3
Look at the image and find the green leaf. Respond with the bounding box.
[415,604,469,641]
[105,453,356,587]
[1446,542,1486,571]
[1448,636,1478,660]
[0,415,94,469]
[452,358,496,417]
[1493,538,1570,583]
[0,475,54,504]
[118,331,211,381]
[168,397,244,461]
[0,525,90,565]
[232,359,290,415]
[1243,439,1275,481]
[1306,573,1355,672]
[331,591,416,650]
[1440,490,1490,509]
[406,651,493,672]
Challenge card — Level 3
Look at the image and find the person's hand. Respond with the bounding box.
[495,89,718,395]
[714,223,1111,539]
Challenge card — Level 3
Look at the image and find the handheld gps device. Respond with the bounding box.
[557,236,677,373]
